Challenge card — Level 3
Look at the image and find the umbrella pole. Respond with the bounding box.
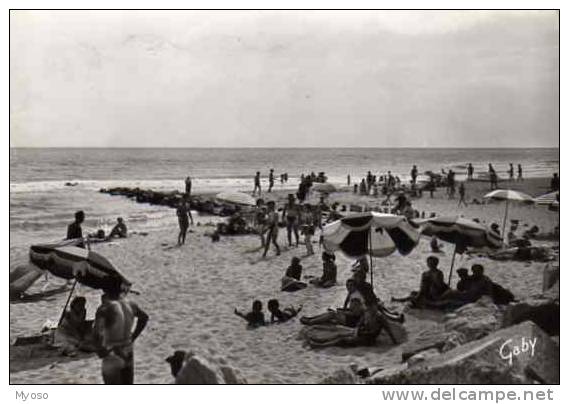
[448,245,457,285]
[368,230,374,293]
[501,200,509,244]
[57,279,78,328]
[52,278,78,344]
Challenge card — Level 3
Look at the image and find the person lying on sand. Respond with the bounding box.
[301,280,365,328]
[302,302,397,348]
[267,299,302,323]
[234,300,266,327]
[309,252,337,288]
[108,217,127,239]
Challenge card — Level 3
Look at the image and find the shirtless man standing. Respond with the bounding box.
[282,194,300,247]
[94,285,149,384]
[253,171,261,196]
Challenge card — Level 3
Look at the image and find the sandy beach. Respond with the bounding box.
[9,177,559,384]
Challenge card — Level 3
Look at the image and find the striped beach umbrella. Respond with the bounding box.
[484,189,534,240]
[322,212,421,291]
[416,216,503,283]
[29,239,131,331]
[29,242,130,291]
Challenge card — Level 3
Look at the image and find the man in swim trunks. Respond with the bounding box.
[184,176,192,196]
[458,182,467,207]
[282,194,300,247]
[467,163,474,180]
[94,285,149,384]
[254,199,267,248]
[253,171,261,196]
[268,169,275,193]
[410,165,418,185]
[67,210,85,247]
[176,200,190,245]
[262,201,281,257]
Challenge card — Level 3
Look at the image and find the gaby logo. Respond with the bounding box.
[499,337,537,366]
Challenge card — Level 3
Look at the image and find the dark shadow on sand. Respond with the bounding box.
[10,343,95,374]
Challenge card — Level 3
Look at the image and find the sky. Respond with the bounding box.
[10,10,559,148]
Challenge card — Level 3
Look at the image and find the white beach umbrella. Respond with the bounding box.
[215,191,256,206]
[483,189,534,239]
[311,182,337,193]
[534,191,559,206]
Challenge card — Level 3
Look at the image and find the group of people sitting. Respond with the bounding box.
[280,253,338,292]
[392,256,514,309]
[298,259,400,348]
[234,299,303,328]
[66,210,128,248]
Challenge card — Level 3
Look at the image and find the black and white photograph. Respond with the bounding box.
[9,8,560,390]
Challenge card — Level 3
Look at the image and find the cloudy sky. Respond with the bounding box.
[10,10,559,148]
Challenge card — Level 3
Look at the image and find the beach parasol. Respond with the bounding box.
[534,191,559,206]
[416,216,503,283]
[29,240,130,329]
[311,182,337,193]
[322,212,421,290]
[29,242,130,291]
[483,189,534,239]
[215,191,256,206]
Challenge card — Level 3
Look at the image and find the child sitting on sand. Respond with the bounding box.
[281,257,308,292]
[267,299,303,323]
[310,252,337,288]
[234,300,266,328]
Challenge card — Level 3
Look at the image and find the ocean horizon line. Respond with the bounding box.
[9,146,560,150]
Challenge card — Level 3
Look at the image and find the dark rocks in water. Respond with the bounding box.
[369,321,559,384]
[99,187,239,216]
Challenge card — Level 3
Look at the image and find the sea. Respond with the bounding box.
[9,147,559,262]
